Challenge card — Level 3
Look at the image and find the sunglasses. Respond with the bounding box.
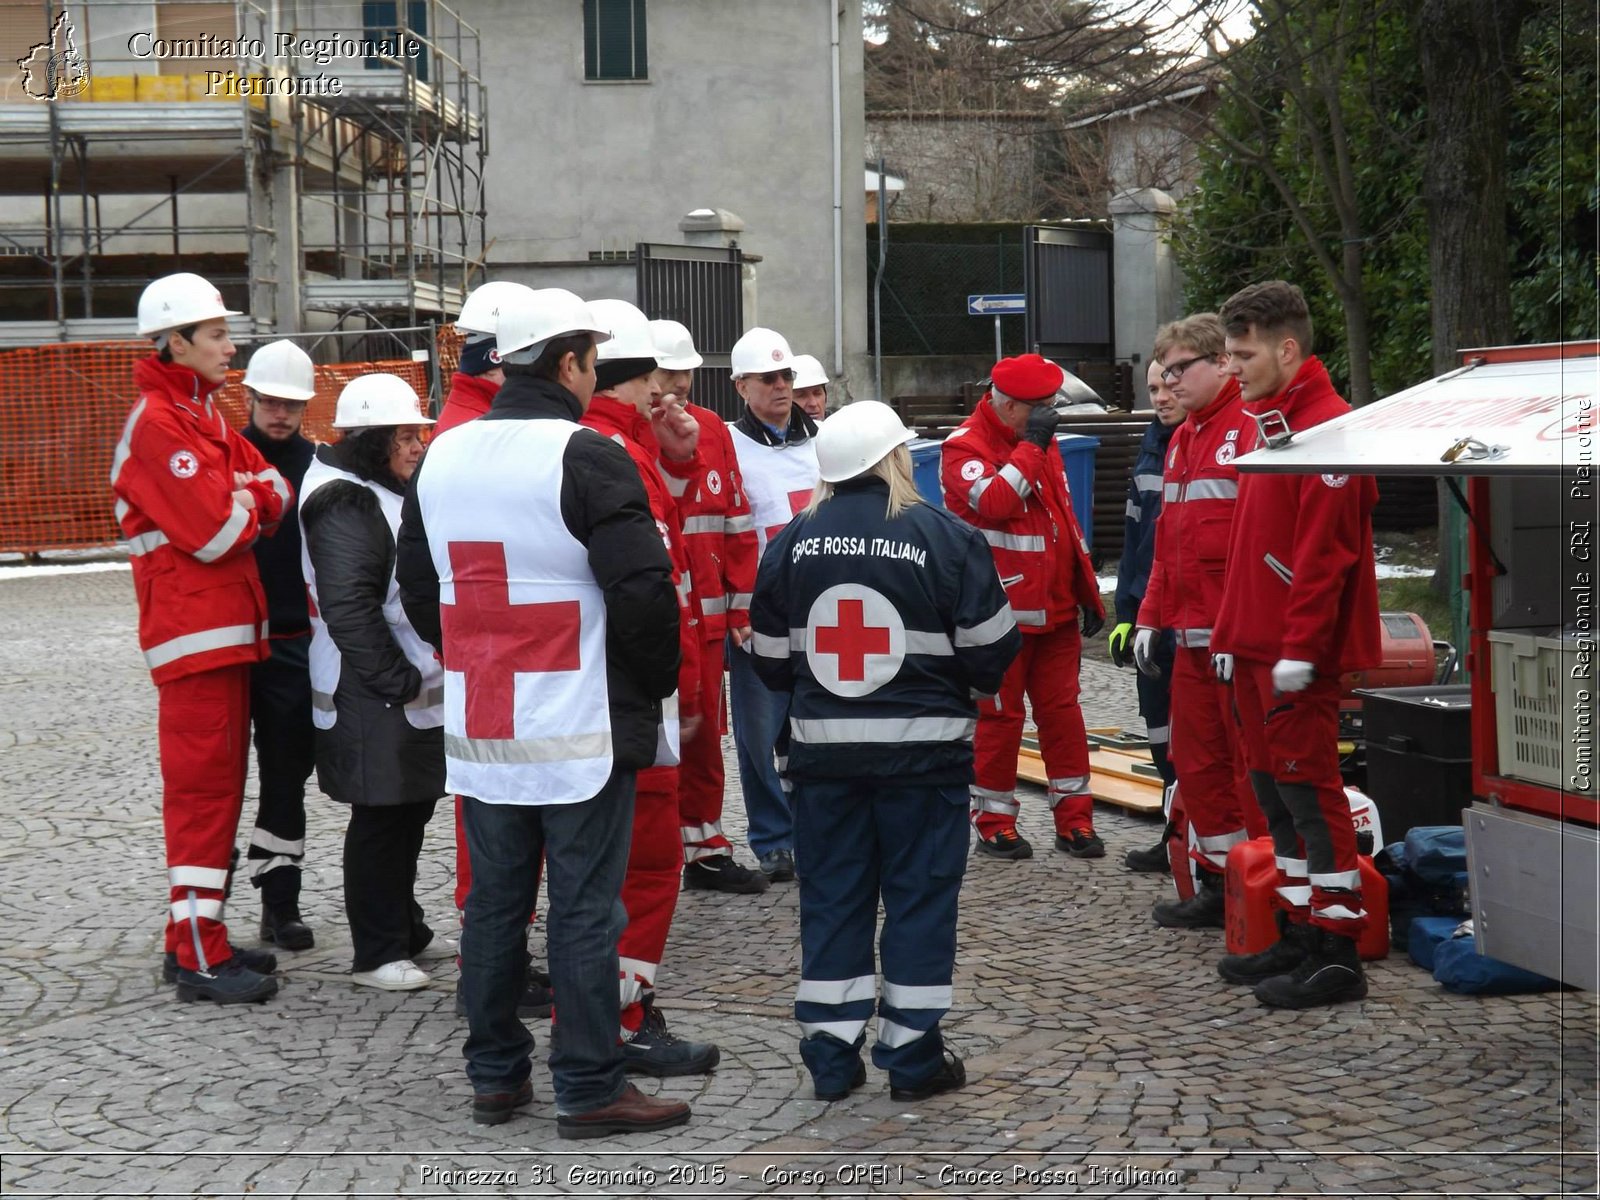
[1160,354,1216,384]
[745,369,794,385]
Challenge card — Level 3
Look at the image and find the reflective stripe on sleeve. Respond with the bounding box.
[728,592,753,611]
[444,730,610,765]
[656,464,692,497]
[791,715,976,744]
[127,530,170,556]
[1163,482,1180,502]
[954,605,1016,648]
[193,501,252,564]
[968,475,993,507]
[981,529,1046,553]
[1265,553,1294,585]
[998,462,1032,499]
[750,631,789,659]
[1174,628,1212,648]
[796,975,877,1005]
[681,515,722,535]
[169,866,229,889]
[144,622,262,670]
[254,467,290,509]
[699,595,728,616]
[1134,473,1163,493]
[1011,608,1047,627]
[1125,499,1140,520]
[1146,723,1170,745]
[110,398,148,487]
[903,630,954,656]
[724,513,755,534]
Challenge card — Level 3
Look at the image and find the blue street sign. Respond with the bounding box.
[967,293,1026,315]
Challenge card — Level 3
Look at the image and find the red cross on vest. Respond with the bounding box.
[815,598,891,682]
[765,487,815,544]
[443,541,581,739]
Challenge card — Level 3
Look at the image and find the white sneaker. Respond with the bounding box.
[351,959,430,991]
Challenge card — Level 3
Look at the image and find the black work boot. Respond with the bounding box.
[1152,868,1226,929]
[1217,911,1314,985]
[1124,823,1175,873]
[162,943,276,985]
[175,957,279,1004]
[260,902,315,951]
[1254,927,1368,1008]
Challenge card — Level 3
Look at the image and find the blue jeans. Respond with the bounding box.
[793,777,969,1094]
[728,639,792,857]
[459,770,634,1115]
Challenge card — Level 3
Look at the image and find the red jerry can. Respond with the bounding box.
[1224,837,1390,961]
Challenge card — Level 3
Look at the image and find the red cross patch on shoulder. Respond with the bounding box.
[169,450,199,478]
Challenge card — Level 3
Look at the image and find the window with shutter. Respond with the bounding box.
[583,0,647,82]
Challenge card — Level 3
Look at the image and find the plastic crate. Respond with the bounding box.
[1487,630,1595,788]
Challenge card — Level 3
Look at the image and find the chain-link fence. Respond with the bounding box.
[867,232,1028,357]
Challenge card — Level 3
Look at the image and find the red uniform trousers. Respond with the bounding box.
[159,664,252,970]
[971,623,1093,839]
[1230,658,1366,936]
[1170,647,1265,874]
[677,637,733,863]
[619,764,683,1032]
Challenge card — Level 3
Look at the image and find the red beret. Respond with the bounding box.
[990,353,1064,404]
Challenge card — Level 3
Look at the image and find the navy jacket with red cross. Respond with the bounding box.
[1113,416,1176,625]
[749,478,1022,784]
[939,398,1103,632]
[1212,357,1382,673]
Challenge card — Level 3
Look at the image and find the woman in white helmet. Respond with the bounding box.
[748,401,1021,1105]
[298,374,446,991]
[114,272,287,1005]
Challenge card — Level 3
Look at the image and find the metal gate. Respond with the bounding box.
[636,243,744,418]
[1023,225,1114,364]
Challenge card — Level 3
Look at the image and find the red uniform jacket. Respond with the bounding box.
[580,394,702,721]
[112,357,287,684]
[940,397,1103,632]
[1212,357,1381,672]
[676,403,758,641]
[1138,378,1251,645]
[434,371,497,435]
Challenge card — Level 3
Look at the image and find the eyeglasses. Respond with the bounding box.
[745,369,794,385]
[255,397,308,413]
[1160,354,1215,384]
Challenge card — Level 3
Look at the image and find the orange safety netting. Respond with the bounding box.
[0,341,434,555]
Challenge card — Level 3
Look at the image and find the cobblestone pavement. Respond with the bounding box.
[1,565,1596,1198]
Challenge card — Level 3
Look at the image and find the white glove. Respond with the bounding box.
[1132,627,1161,678]
[1271,658,1316,693]
[1211,652,1234,683]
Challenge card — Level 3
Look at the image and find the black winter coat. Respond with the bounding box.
[395,374,680,772]
[300,451,445,807]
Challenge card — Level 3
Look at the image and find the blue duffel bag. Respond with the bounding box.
[1408,915,1467,971]
[1403,826,1467,885]
[1432,931,1562,995]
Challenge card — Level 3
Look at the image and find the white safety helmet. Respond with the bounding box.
[649,319,703,371]
[455,280,538,336]
[495,287,612,363]
[333,373,436,430]
[137,272,241,338]
[814,400,915,483]
[791,354,828,390]
[242,340,316,402]
[591,299,659,363]
[730,327,796,378]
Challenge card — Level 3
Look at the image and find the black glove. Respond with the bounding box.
[1021,402,1060,448]
[1080,608,1104,638]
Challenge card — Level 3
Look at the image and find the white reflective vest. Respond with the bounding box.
[299,456,445,733]
[729,426,820,558]
[416,418,613,805]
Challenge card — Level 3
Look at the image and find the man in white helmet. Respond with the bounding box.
[726,326,818,883]
[647,319,767,895]
[750,401,1020,1103]
[237,340,319,954]
[397,287,691,1135]
[437,281,534,434]
[114,272,287,1004]
[791,354,830,423]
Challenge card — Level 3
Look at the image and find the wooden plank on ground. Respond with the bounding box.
[1017,738,1164,813]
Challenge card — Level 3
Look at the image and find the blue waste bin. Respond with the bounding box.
[908,433,1100,550]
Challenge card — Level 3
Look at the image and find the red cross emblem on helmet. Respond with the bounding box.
[771,348,783,362]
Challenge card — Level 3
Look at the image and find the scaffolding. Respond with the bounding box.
[0,0,487,346]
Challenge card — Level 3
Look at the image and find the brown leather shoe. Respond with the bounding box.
[556,1083,690,1140]
[471,1079,533,1126]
